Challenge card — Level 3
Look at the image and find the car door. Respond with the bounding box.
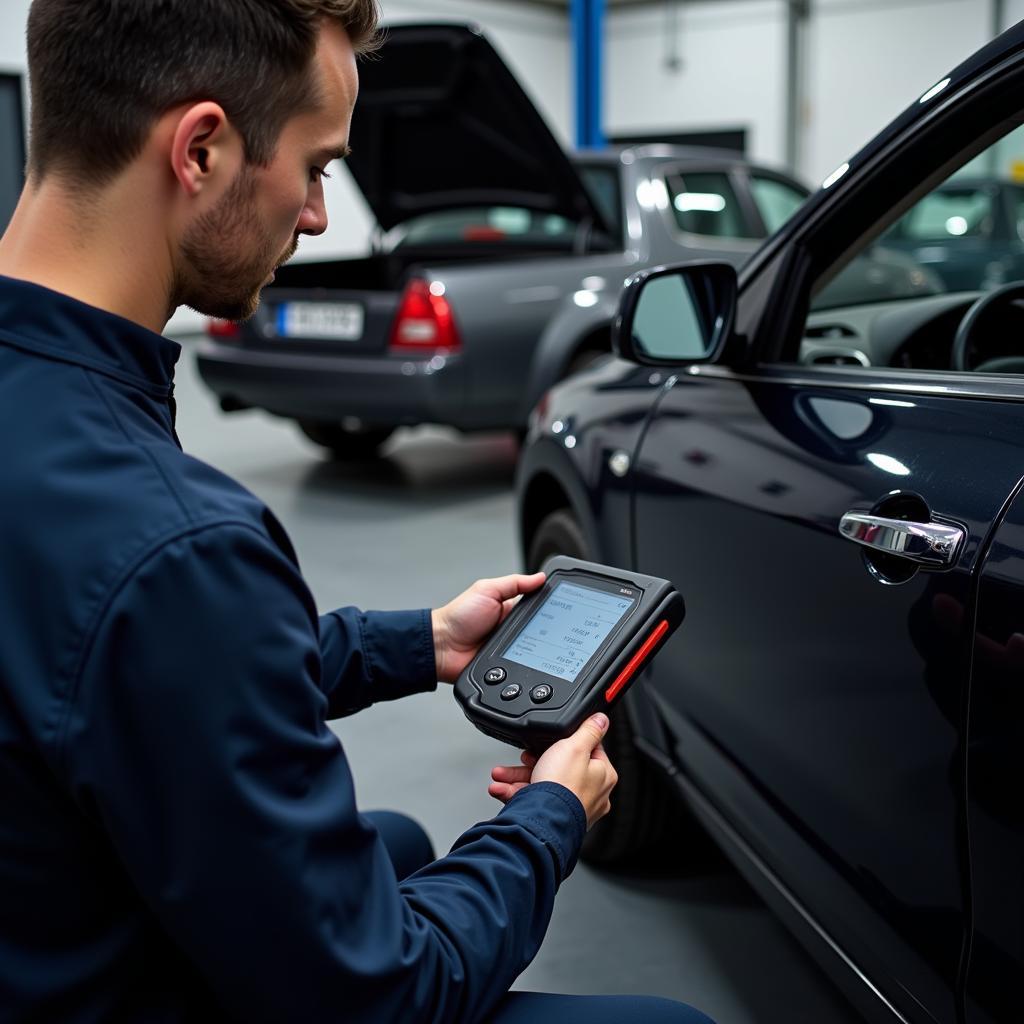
[628,40,1024,1024]
[963,493,1024,1024]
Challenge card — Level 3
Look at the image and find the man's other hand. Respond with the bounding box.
[488,714,618,830]
[432,572,545,683]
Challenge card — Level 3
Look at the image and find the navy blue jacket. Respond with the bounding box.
[0,277,586,1023]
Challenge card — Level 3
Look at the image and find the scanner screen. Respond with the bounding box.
[503,582,635,682]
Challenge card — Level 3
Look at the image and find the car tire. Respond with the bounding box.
[526,509,684,867]
[298,420,394,460]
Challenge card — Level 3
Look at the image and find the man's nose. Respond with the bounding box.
[297,191,329,237]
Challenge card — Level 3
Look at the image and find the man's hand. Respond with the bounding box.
[432,572,546,683]
[488,714,618,830]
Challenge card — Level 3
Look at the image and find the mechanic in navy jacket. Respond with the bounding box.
[0,2,714,1023]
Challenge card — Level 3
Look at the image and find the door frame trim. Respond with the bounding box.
[684,362,1024,404]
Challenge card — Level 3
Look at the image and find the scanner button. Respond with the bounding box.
[484,667,507,685]
[530,684,553,704]
[500,684,521,701]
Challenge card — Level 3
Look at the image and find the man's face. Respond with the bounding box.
[175,22,358,321]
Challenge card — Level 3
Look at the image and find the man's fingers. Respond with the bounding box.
[520,750,538,768]
[488,781,530,803]
[476,572,546,604]
[491,764,533,784]
[589,741,611,763]
[573,713,610,752]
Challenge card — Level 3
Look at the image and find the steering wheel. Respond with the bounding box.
[951,281,1024,371]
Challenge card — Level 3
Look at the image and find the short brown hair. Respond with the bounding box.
[26,0,380,186]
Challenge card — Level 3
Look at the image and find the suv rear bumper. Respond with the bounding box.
[195,341,465,428]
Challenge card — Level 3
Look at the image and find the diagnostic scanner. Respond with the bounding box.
[454,556,684,750]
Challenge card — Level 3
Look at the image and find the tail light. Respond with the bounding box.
[389,279,461,355]
[206,318,242,341]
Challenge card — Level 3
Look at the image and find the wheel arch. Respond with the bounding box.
[516,444,602,570]
[561,324,614,375]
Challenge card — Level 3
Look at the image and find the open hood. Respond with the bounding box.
[345,23,610,234]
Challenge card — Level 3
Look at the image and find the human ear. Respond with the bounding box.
[169,102,238,198]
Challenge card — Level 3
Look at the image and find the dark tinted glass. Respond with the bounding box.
[893,186,994,240]
[751,175,807,233]
[577,164,623,243]
[0,76,24,232]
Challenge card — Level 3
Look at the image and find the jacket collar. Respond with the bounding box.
[0,275,181,397]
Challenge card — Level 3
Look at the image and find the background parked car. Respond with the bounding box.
[880,176,1024,292]
[196,23,811,460]
[516,23,1024,1024]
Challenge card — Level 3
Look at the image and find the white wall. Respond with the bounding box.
[803,0,993,184]
[0,1,29,71]
[606,1,789,170]
[604,0,1014,188]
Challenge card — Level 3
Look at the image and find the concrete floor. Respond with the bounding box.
[173,335,863,1024]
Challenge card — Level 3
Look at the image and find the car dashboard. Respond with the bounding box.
[800,292,1024,371]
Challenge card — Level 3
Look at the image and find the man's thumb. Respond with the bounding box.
[576,713,609,750]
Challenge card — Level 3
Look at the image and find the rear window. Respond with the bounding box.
[387,165,624,251]
[392,207,579,247]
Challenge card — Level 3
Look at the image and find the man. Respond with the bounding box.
[0,2,712,1021]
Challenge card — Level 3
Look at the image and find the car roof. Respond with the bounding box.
[572,145,807,183]
[573,144,764,165]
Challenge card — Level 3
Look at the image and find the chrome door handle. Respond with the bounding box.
[838,512,965,569]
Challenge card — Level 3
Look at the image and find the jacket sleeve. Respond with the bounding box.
[62,522,586,1024]
[318,606,438,718]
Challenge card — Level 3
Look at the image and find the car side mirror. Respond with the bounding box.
[613,262,738,366]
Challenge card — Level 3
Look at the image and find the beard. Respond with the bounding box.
[174,165,298,322]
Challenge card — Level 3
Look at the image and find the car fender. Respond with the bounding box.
[515,432,602,567]
[516,359,669,570]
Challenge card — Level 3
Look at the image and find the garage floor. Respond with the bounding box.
[173,335,863,1024]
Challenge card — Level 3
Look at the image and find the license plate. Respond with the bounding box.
[277,302,364,341]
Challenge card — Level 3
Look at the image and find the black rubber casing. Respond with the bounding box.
[454,556,685,751]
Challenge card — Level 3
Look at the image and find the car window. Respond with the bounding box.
[1010,187,1024,241]
[577,164,624,245]
[391,207,578,248]
[888,186,994,241]
[750,175,807,234]
[798,122,1024,374]
[665,171,754,239]
[0,74,25,233]
[388,167,623,251]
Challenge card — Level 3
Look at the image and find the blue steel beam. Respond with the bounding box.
[572,0,605,149]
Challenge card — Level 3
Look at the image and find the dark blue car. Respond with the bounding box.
[516,24,1024,1024]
